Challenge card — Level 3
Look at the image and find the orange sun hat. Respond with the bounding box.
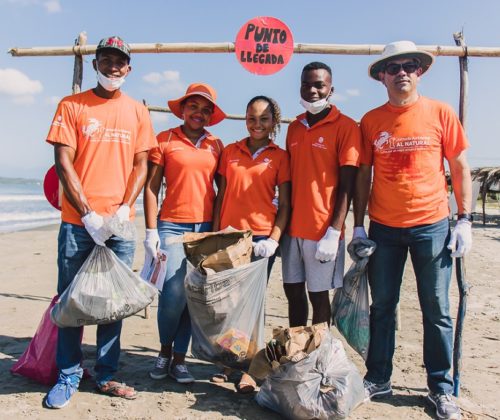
[168,83,226,126]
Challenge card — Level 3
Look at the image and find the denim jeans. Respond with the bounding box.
[157,220,211,354]
[252,234,277,281]
[365,218,454,394]
[56,222,135,386]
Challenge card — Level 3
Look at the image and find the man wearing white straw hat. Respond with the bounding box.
[352,41,472,420]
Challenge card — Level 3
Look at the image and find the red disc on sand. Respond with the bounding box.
[235,16,294,75]
[43,165,61,211]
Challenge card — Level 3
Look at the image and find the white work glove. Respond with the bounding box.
[143,228,160,262]
[115,204,130,223]
[352,226,368,240]
[447,219,472,258]
[315,226,341,262]
[253,238,279,258]
[82,211,110,246]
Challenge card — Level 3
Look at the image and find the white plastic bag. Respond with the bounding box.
[51,246,157,327]
[185,258,267,369]
[256,330,365,419]
[331,238,375,360]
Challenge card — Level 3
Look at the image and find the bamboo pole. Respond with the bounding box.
[8,42,500,58]
[146,105,295,124]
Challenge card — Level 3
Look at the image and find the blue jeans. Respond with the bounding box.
[252,235,277,281]
[365,218,454,394]
[157,220,211,354]
[56,222,135,386]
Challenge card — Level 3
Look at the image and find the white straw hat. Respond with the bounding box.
[369,40,435,81]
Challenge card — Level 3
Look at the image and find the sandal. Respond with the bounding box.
[236,373,256,394]
[97,380,137,400]
[211,367,232,383]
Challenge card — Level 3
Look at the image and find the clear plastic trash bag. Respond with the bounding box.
[256,330,365,419]
[105,214,137,241]
[331,238,375,360]
[51,246,157,327]
[184,258,268,370]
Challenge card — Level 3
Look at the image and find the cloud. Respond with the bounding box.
[142,70,185,98]
[43,0,61,13]
[13,95,36,105]
[7,0,61,13]
[332,93,347,102]
[346,89,361,97]
[0,68,43,104]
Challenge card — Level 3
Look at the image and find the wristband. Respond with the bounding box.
[457,213,473,222]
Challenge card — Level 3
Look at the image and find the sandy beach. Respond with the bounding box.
[0,212,499,420]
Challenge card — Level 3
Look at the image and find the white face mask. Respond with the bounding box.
[299,96,330,115]
[96,70,126,92]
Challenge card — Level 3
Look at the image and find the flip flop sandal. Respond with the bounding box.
[97,381,137,400]
[210,373,229,383]
[236,374,256,394]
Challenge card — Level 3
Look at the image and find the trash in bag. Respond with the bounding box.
[184,257,268,370]
[249,323,328,380]
[183,229,253,274]
[331,238,375,360]
[51,246,157,327]
[11,296,90,384]
[255,327,365,420]
[105,213,137,241]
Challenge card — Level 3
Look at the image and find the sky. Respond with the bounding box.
[1,0,500,179]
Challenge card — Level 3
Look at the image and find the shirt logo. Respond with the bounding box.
[374,131,432,154]
[82,118,102,139]
[312,136,327,150]
[81,117,131,144]
[374,131,391,150]
[51,114,66,128]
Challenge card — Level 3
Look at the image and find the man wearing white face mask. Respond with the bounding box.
[44,36,157,408]
[281,62,361,328]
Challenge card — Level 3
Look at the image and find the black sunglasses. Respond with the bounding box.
[384,62,420,76]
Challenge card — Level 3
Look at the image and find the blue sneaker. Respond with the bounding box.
[45,374,80,409]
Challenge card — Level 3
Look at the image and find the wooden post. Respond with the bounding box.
[72,32,87,94]
[453,32,469,130]
[452,31,471,398]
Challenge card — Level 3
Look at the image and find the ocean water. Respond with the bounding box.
[0,178,60,233]
[0,177,143,233]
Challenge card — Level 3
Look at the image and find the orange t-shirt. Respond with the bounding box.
[218,139,290,235]
[286,106,361,241]
[360,96,469,227]
[46,89,157,226]
[149,126,223,223]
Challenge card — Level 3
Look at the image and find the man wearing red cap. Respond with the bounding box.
[353,40,472,420]
[45,36,157,408]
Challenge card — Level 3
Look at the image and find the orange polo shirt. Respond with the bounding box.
[149,126,223,223]
[286,106,361,241]
[46,89,157,225]
[218,138,290,235]
[360,96,468,227]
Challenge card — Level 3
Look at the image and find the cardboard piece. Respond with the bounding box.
[183,230,252,274]
[249,322,329,380]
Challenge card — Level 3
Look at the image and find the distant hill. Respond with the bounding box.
[0,176,41,185]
